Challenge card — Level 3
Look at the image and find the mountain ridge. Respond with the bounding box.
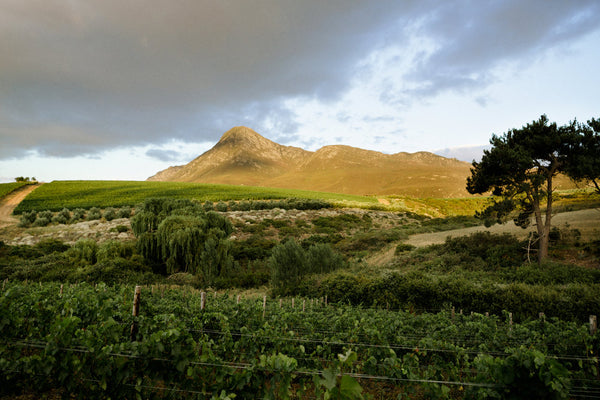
[147,126,474,197]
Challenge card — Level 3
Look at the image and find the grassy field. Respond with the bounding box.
[13,180,381,213]
[0,182,30,199]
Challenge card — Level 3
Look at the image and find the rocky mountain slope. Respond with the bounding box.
[148,127,474,197]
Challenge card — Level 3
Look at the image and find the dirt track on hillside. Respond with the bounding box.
[0,184,40,229]
[406,208,600,247]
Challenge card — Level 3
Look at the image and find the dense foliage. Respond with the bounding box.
[1,282,597,399]
[131,199,235,285]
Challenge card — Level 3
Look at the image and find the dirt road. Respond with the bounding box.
[0,184,40,229]
[405,208,600,247]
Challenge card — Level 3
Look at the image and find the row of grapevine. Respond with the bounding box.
[13,180,377,213]
[1,281,598,399]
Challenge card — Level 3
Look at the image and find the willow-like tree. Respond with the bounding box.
[131,198,233,283]
[467,115,593,264]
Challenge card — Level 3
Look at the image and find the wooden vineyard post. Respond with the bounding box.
[509,312,513,333]
[325,295,328,307]
[262,295,267,319]
[130,285,141,341]
[60,284,63,297]
[279,299,283,309]
[292,298,295,309]
[590,315,597,335]
[237,294,241,304]
[303,299,306,312]
[201,292,206,311]
[451,307,455,322]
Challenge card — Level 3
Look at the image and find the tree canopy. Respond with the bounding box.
[467,115,599,263]
[564,118,600,193]
[131,198,234,283]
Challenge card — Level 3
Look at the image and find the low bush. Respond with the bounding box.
[117,206,132,218]
[18,210,37,227]
[33,217,51,227]
[103,207,117,221]
[71,208,86,222]
[87,207,102,220]
[270,239,345,295]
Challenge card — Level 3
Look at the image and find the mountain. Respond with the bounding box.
[147,127,474,197]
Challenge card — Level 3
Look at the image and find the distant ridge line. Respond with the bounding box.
[147,126,474,198]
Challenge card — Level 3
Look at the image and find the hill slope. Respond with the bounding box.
[148,126,473,197]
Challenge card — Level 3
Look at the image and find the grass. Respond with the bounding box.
[13,180,380,213]
[0,182,30,199]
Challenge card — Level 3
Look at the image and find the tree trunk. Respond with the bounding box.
[531,196,545,266]
[538,174,555,264]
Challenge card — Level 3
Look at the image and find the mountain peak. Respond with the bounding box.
[216,126,274,148]
[148,126,474,197]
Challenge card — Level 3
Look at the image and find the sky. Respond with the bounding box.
[1,0,600,182]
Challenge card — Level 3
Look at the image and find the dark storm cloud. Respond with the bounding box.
[1,0,599,159]
[0,0,409,158]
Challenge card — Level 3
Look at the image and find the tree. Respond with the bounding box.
[565,118,600,193]
[467,115,577,264]
[131,198,234,283]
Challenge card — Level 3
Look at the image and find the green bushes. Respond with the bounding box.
[291,270,600,321]
[15,206,132,227]
[270,239,345,295]
[0,239,154,284]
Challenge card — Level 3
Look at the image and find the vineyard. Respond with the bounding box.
[1,281,599,399]
[0,182,30,199]
[13,181,380,214]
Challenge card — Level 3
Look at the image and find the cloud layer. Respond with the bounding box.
[1,0,599,160]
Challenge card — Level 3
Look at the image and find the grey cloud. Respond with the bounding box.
[0,0,408,159]
[402,1,600,98]
[1,0,598,160]
[145,149,183,163]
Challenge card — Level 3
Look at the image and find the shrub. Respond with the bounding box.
[442,232,524,269]
[97,240,134,263]
[306,243,345,274]
[395,243,416,254]
[51,208,71,224]
[33,217,51,227]
[111,225,129,233]
[167,272,200,286]
[38,210,54,220]
[19,210,37,227]
[66,239,98,265]
[103,207,117,221]
[87,207,102,220]
[215,201,228,212]
[71,208,86,222]
[117,207,132,219]
[270,239,307,295]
